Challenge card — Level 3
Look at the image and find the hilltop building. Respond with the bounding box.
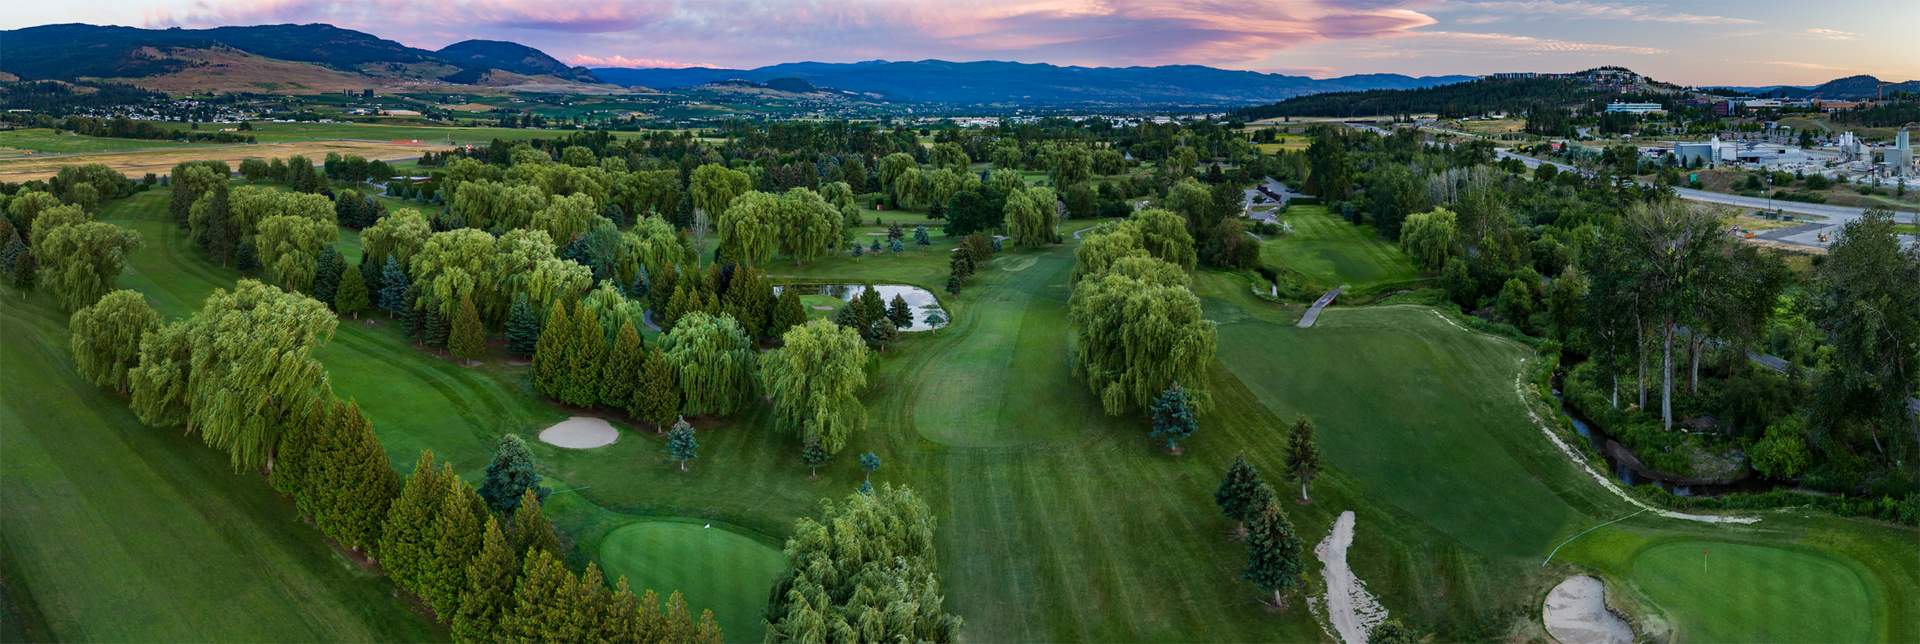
[1604,102,1664,114]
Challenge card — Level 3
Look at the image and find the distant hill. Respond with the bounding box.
[436,40,598,83]
[1238,68,1680,118]
[1704,75,1920,99]
[0,23,609,94]
[592,60,1473,107]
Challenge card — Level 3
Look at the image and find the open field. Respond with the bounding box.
[1259,205,1420,293]
[0,140,437,183]
[0,128,209,156]
[4,185,1914,642]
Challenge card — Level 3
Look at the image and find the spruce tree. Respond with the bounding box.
[801,439,829,479]
[771,287,806,338]
[379,256,410,316]
[334,264,370,319]
[381,450,449,595]
[859,452,881,482]
[1150,382,1198,453]
[532,301,572,399]
[562,302,606,407]
[449,292,486,364]
[506,294,541,358]
[423,475,485,618]
[312,247,342,302]
[1285,415,1323,504]
[600,321,645,410]
[425,305,452,350]
[667,418,698,471]
[1215,455,1265,531]
[508,489,561,559]
[268,398,328,502]
[886,293,913,329]
[857,285,885,323]
[630,347,680,430]
[573,563,616,640]
[1242,497,1304,609]
[479,434,542,515]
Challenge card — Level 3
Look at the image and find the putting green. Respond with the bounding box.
[1628,540,1872,643]
[596,520,787,641]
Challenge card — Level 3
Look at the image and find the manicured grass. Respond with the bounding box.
[0,249,433,640]
[19,188,1915,643]
[596,519,787,640]
[1630,540,1871,642]
[1260,205,1418,293]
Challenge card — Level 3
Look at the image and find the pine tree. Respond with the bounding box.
[1150,382,1198,453]
[268,398,328,503]
[425,305,452,349]
[857,285,885,323]
[771,287,806,338]
[1284,416,1323,503]
[573,563,616,641]
[865,317,898,350]
[886,293,913,329]
[506,294,540,358]
[508,489,561,559]
[319,401,400,555]
[379,256,410,316]
[801,439,829,479]
[600,321,645,410]
[334,264,369,319]
[453,517,516,642]
[449,292,486,364]
[562,302,606,407]
[664,281,692,330]
[381,450,449,596]
[630,347,680,430]
[1242,498,1304,609]
[914,224,931,246]
[1215,455,1266,531]
[667,418,698,471]
[479,434,542,515]
[859,452,881,482]
[532,301,572,398]
[423,475,485,618]
[234,239,259,272]
[312,247,342,302]
[503,550,582,641]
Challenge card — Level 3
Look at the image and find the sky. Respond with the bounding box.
[8,0,1916,85]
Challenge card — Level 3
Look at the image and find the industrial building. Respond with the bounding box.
[1604,102,1665,114]
[1674,136,1737,166]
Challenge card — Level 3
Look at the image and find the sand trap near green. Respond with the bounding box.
[597,520,787,641]
[1628,540,1872,643]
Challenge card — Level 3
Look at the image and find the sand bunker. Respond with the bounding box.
[538,416,619,449]
[1543,576,1632,644]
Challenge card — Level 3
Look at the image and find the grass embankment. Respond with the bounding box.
[6,188,1913,642]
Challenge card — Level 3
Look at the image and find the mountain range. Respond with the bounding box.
[592,61,1475,106]
[1702,75,1920,100]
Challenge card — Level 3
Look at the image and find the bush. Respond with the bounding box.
[1634,486,1918,527]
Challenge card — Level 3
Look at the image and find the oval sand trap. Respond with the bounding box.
[538,416,619,449]
[1543,575,1632,644]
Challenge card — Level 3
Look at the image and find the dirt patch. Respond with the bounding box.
[538,416,619,449]
[1315,511,1387,644]
[0,140,439,182]
[1543,575,1633,644]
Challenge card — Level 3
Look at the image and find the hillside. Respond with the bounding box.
[1237,68,1689,118]
[592,60,1473,107]
[1704,75,1920,99]
[0,23,608,94]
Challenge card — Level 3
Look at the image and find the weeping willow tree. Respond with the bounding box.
[765,485,962,643]
[717,190,779,266]
[761,319,869,456]
[1069,254,1216,416]
[661,311,757,417]
[127,279,338,471]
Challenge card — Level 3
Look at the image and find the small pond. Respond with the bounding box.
[776,283,950,332]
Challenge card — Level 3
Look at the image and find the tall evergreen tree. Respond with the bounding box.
[506,294,541,358]
[312,247,342,303]
[425,305,452,350]
[1285,416,1323,503]
[630,347,680,430]
[667,418,698,471]
[502,550,583,641]
[378,256,410,316]
[1215,455,1266,531]
[1149,382,1198,453]
[886,293,914,329]
[423,476,486,618]
[1243,498,1305,609]
[452,516,516,642]
[381,450,450,596]
[317,400,400,555]
[479,434,543,515]
[508,489,561,559]
[532,301,572,399]
[449,292,486,364]
[600,321,645,409]
[334,263,370,319]
[771,287,806,338]
[561,302,607,407]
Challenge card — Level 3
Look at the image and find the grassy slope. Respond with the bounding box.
[10,187,1914,642]
[1260,205,1419,293]
[0,197,434,642]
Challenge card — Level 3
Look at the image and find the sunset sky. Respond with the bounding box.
[9,0,1916,85]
